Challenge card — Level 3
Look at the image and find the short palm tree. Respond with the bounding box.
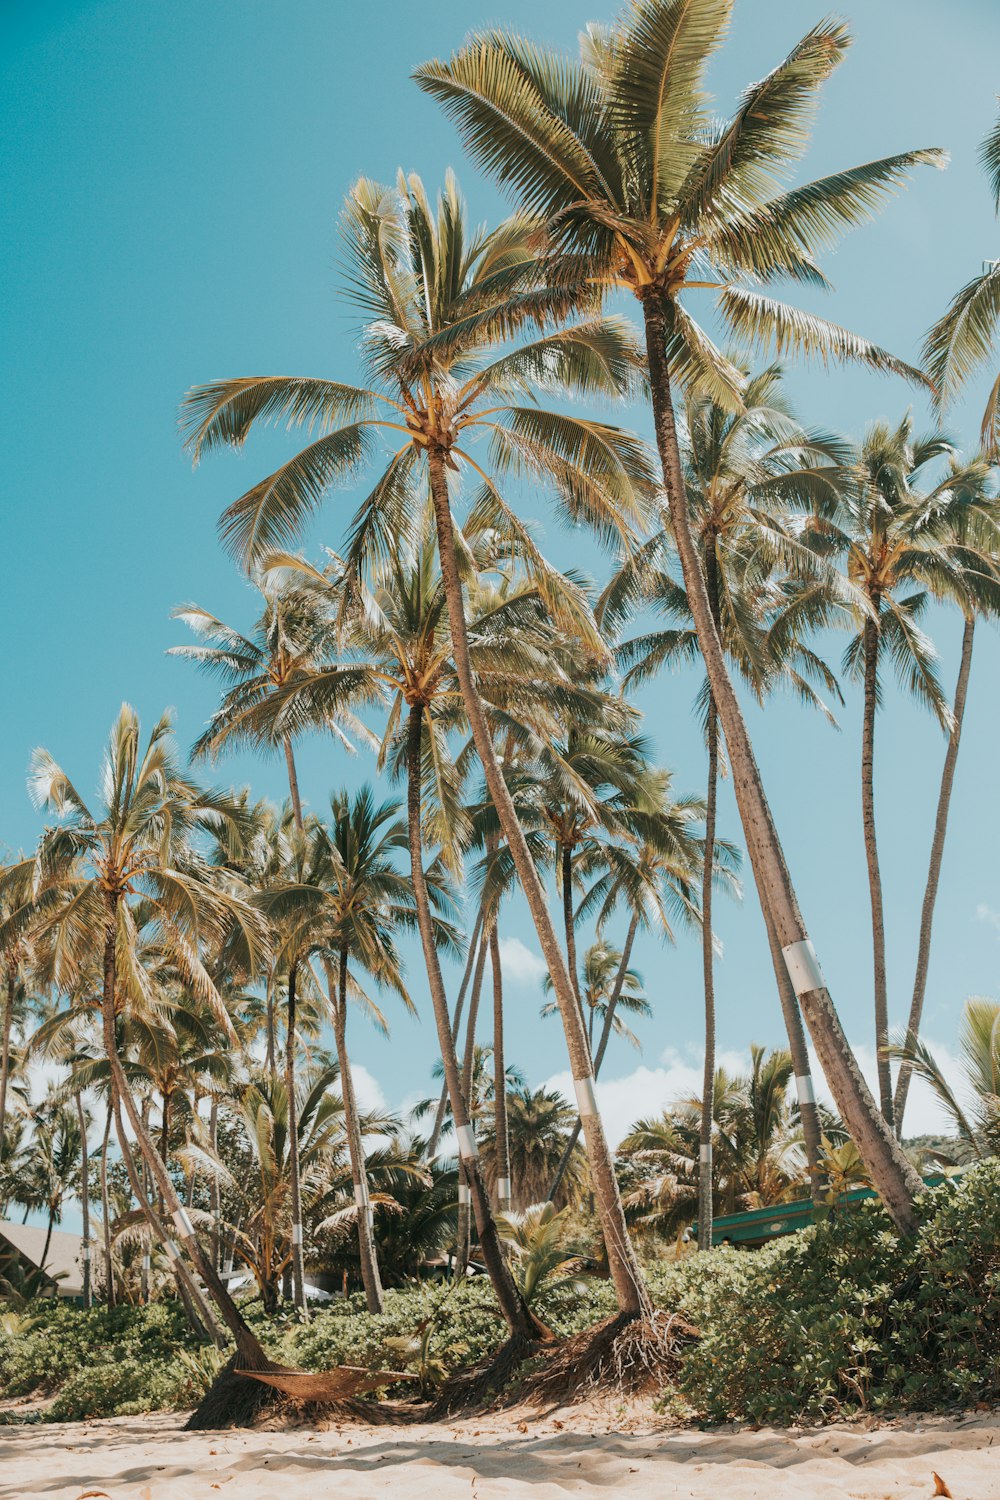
[543,940,649,1055]
[181,172,656,1319]
[888,998,1000,1162]
[2,706,272,1370]
[418,0,943,1233]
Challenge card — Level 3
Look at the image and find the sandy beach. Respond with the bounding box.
[1,1405,996,1500]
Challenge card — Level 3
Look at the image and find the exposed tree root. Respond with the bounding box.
[429,1331,542,1416]
[515,1309,697,1407]
[184,1353,286,1430]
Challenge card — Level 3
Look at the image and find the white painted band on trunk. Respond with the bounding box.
[142,1254,151,1270]
[458,1184,471,1205]
[164,1239,180,1262]
[574,1075,599,1116]
[795,1073,817,1107]
[291,1223,303,1246]
[781,938,825,997]
[354,1183,369,1207]
[456,1124,479,1160]
[700,1145,712,1164]
[497,1177,511,1201]
[81,1246,91,1260]
[172,1206,195,1238]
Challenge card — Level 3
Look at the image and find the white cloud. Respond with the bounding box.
[350,1063,387,1114]
[498,936,548,988]
[977,902,1000,934]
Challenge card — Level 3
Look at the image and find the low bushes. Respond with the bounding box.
[1,1162,997,1424]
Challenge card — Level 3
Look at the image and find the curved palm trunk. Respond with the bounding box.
[283,734,305,832]
[333,949,384,1313]
[428,453,648,1314]
[404,700,542,1338]
[428,907,485,1157]
[0,969,14,1148]
[698,698,719,1251]
[862,614,894,1127]
[40,1209,56,1275]
[456,915,490,1275]
[100,910,272,1366]
[490,925,511,1212]
[640,295,921,1235]
[99,1102,115,1306]
[74,1089,92,1307]
[895,615,975,1132]
[561,844,588,1042]
[547,912,641,1202]
[284,961,308,1314]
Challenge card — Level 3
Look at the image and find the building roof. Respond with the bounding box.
[0,1221,86,1296]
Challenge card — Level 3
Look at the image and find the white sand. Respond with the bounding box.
[1,1404,996,1500]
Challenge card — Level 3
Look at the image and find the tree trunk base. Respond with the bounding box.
[430,1331,543,1416]
[516,1309,696,1406]
[184,1352,286,1431]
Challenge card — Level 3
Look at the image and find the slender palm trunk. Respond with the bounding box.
[490,925,511,1212]
[640,294,920,1234]
[100,907,272,1366]
[862,613,894,1126]
[100,1101,115,1306]
[895,615,975,1132]
[456,915,489,1273]
[403,700,542,1338]
[561,844,588,1043]
[283,734,305,831]
[548,912,641,1201]
[74,1089,92,1307]
[428,908,485,1157]
[333,949,384,1313]
[209,1097,220,1272]
[0,969,14,1148]
[698,696,719,1250]
[284,961,307,1314]
[428,453,647,1313]
[265,977,276,1080]
[40,1210,56,1274]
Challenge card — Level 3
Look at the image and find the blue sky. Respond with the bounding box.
[3,0,999,1155]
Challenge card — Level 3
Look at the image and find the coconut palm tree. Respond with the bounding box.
[170,575,374,831]
[543,940,649,1055]
[602,370,845,1236]
[480,1084,587,1210]
[12,1093,81,1273]
[924,102,1000,458]
[1,706,273,1371]
[181,174,657,1319]
[418,0,944,1233]
[810,421,1000,1128]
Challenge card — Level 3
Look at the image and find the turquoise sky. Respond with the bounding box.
[3,0,999,1147]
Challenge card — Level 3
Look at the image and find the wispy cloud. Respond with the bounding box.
[977,902,1000,934]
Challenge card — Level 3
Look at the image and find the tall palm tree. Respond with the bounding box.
[2,706,273,1370]
[170,575,374,831]
[811,420,1000,1128]
[418,0,943,1233]
[181,174,656,1318]
[602,369,844,1234]
[924,101,1000,458]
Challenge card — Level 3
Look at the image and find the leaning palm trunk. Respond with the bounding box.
[428,454,648,1313]
[698,698,719,1250]
[560,845,587,1039]
[74,1089,92,1307]
[404,701,543,1339]
[640,295,921,1234]
[490,925,511,1212]
[895,614,976,1131]
[0,969,13,1146]
[862,615,894,1126]
[100,913,273,1368]
[428,907,485,1157]
[456,909,489,1273]
[99,1102,115,1306]
[283,733,305,831]
[284,962,308,1314]
[333,950,384,1314]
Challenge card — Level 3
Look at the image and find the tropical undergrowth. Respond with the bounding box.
[1,1164,997,1425]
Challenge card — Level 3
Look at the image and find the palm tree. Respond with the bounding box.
[181,174,656,1319]
[418,0,943,1233]
[480,1084,587,1210]
[543,940,649,1055]
[496,1202,589,1305]
[170,575,374,830]
[924,102,1000,458]
[603,369,845,1233]
[2,706,273,1371]
[888,998,1000,1161]
[13,1093,81,1273]
[811,420,1000,1128]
